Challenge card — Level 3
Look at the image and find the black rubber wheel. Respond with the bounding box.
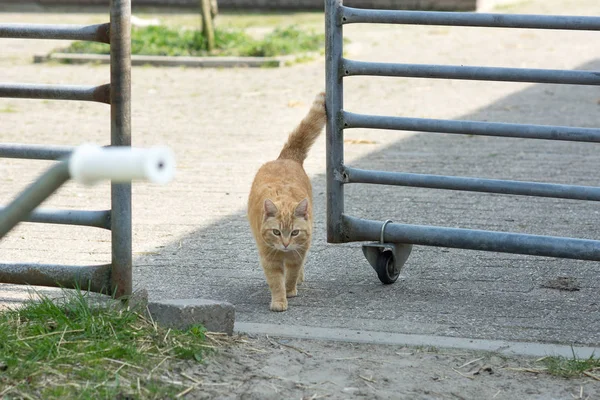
[375,249,399,284]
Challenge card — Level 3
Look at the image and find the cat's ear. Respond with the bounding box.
[294,198,309,220]
[263,199,278,221]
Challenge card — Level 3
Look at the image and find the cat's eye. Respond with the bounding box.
[272,229,281,236]
[291,230,300,236]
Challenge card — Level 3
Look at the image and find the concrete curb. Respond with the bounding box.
[235,322,600,359]
[33,52,305,68]
[147,298,235,335]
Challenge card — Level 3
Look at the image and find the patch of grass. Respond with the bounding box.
[284,54,317,67]
[242,25,323,57]
[261,60,283,68]
[0,104,17,113]
[0,290,210,398]
[60,24,324,58]
[537,351,600,378]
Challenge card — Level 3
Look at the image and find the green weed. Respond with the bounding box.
[537,350,600,378]
[0,290,209,398]
[242,25,323,57]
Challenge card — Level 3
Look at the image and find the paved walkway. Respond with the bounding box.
[1,0,599,356]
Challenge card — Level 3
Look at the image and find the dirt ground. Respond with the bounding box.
[2,0,600,399]
[169,334,598,400]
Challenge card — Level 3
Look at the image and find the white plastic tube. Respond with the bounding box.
[68,144,175,186]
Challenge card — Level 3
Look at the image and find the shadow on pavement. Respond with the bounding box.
[134,59,600,346]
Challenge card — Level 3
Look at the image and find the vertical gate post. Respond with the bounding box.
[110,0,132,298]
[325,0,345,243]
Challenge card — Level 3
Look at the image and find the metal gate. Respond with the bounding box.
[325,0,600,283]
[0,0,132,297]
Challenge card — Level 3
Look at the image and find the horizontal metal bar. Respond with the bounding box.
[343,215,600,261]
[343,167,600,201]
[0,160,71,239]
[0,83,111,104]
[343,111,600,142]
[0,143,74,160]
[0,208,111,230]
[0,23,110,43]
[0,263,111,294]
[343,59,600,86]
[341,7,600,30]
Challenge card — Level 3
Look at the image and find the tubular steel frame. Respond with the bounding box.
[325,0,600,261]
[0,0,132,297]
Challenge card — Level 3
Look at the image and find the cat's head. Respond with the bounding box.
[261,198,311,252]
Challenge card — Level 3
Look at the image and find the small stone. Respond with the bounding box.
[147,298,235,335]
[127,289,149,310]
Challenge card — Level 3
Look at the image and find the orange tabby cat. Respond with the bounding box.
[247,92,326,311]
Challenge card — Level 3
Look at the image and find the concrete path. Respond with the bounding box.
[1,0,599,358]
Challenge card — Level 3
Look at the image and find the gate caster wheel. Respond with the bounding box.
[375,249,399,284]
[362,220,413,285]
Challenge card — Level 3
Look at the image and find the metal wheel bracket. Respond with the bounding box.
[361,242,413,278]
[362,219,412,280]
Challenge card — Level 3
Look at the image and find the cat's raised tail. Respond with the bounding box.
[277,92,327,165]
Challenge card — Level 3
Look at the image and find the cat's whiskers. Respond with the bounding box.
[265,244,280,258]
[292,248,303,260]
[258,237,281,259]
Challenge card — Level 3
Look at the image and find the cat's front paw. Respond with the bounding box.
[286,288,298,298]
[270,299,288,312]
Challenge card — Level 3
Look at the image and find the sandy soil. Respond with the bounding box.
[169,334,598,400]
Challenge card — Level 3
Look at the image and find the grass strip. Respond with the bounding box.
[0,290,209,399]
[61,24,324,58]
